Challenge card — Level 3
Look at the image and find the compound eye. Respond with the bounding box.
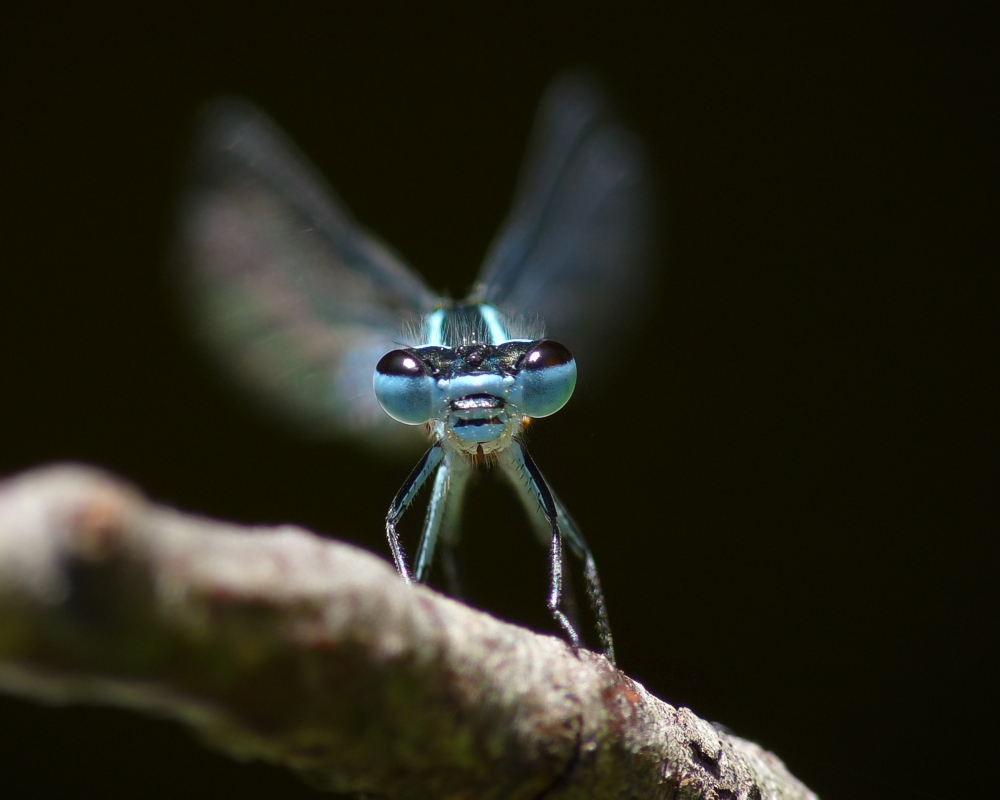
[522,340,574,372]
[373,349,435,425]
[376,349,429,378]
[518,340,577,418]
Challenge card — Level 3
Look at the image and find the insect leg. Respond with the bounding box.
[386,442,445,583]
[413,452,473,584]
[501,440,581,654]
[556,552,583,642]
[553,499,616,665]
[413,456,450,583]
[435,459,472,596]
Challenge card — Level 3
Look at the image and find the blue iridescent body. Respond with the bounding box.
[176,75,654,663]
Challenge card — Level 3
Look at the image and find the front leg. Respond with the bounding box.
[416,454,471,588]
[554,501,615,664]
[501,440,583,654]
[386,443,444,583]
[545,511,581,652]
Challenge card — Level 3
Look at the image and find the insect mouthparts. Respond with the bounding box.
[451,394,504,411]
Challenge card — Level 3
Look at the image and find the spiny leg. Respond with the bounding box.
[501,440,582,653]
[501,440,615,664]
[414,451,472,585]
[558,556,583,641]
[435,460,471,597]
[557,501,615,664]
[413,455,451,583]
[386,443,444,583]
[546,517,580,651]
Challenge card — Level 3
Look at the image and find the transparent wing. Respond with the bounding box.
[473,74,656,374]
[174,99,438,445]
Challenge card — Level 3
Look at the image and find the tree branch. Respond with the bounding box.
[0,465,817,799]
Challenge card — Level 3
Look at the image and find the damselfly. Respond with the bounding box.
[175,75,654,663]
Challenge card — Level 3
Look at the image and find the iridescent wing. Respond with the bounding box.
[175,99,438,445]
[473,74,656,375]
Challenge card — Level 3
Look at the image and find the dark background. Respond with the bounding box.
[1,5,994,798]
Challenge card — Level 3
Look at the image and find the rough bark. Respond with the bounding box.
[0,464,817,799]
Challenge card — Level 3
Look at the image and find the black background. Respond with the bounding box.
[1,5,994,799]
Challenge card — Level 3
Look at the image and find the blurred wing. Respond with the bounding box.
[473,74,656,375]
[175,99,438,445]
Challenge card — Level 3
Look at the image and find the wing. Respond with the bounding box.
[174,99,438,446]
[472,74,657,376]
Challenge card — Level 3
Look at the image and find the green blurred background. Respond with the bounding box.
[1,4,993,798]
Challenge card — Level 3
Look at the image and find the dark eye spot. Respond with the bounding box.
[376,350,429,377]
[523,340,573,371]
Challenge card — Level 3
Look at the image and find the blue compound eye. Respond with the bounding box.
[518,340,577,418]
[373,350,436,425]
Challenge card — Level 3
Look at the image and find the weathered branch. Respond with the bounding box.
[0,465,816,799]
